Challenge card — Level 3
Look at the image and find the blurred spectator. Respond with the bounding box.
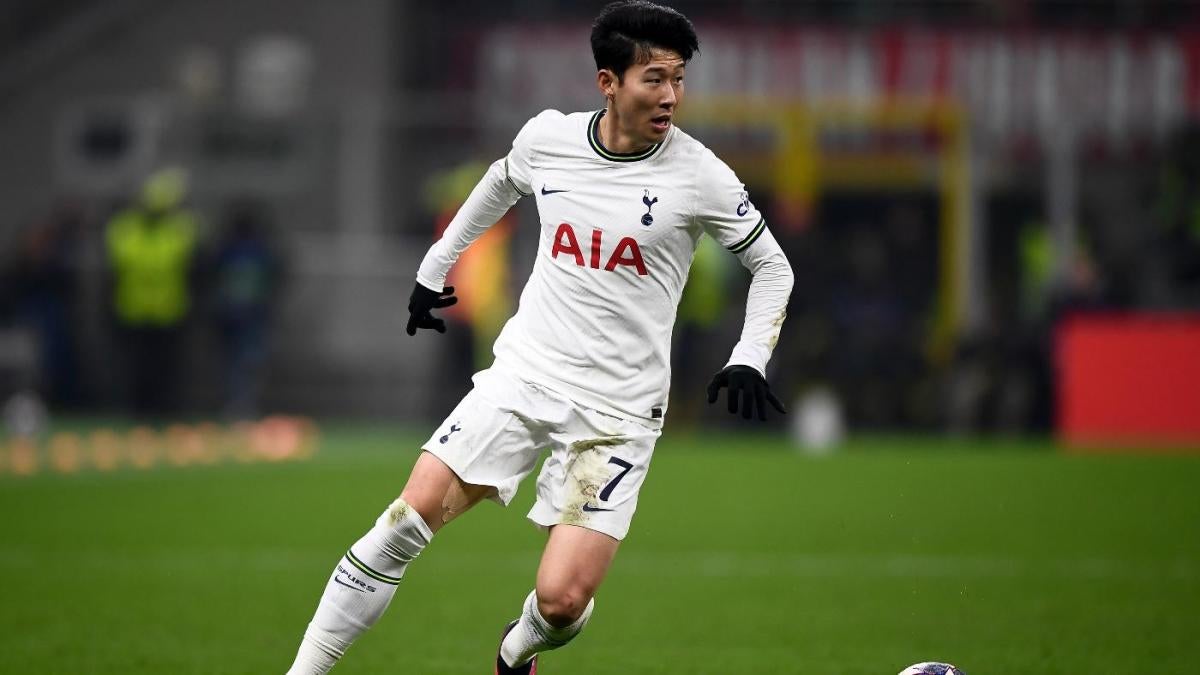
[829,223,923,428]
[949,218,1110,434]
[425,161,515,410]
[210,199,283,419]
[3,200,86,408]
[104,168,199,419]
[670,235,734,425]
[1155,123,1200,304]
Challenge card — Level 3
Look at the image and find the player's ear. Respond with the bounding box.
[597,68,618,100]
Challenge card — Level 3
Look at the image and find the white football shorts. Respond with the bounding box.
[421,367,660,541]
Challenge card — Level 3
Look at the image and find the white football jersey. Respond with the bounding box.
[418,109,791,426]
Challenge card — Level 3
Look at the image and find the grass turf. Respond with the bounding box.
[1,426,1197,674]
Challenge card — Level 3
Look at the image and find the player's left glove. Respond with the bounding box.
[406,282,457,335]
[706,365,786,421]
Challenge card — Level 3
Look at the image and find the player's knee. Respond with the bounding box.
[399,452,489,533]
[536,587,592,628]
[396,489,443,532]
[398,480,453,534]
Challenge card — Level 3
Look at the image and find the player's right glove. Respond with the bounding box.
[706,365,786,421]
[406,282,457,335]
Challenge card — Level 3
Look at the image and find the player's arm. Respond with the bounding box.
[694,150,794,420]
[407,114,542,335]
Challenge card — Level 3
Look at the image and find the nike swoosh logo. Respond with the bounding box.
[582,503,615,512]
[334,576,366,592]
[541,186,570,195]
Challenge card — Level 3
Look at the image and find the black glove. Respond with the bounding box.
[706,365,786,421]
[406,283,457,335]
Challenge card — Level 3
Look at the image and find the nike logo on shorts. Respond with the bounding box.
[582,503,615,512]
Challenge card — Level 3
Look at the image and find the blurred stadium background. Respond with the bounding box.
[1,1,1198,673]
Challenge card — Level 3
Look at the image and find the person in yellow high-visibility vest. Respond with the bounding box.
[105,168,198,418]
[425,161,515,412]
[670,234,733,425]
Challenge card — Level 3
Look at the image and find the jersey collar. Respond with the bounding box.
[587,109,663,162]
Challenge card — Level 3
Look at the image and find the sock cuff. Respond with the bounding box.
[378,497,433,543]
[348,498,433,581]
[525,590,595,645]
[560,597,595,636]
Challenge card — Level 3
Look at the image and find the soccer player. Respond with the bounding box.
[285,2,793,673]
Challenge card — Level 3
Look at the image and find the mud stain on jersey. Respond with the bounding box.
[562,438,625,526]
[769,309,786,350]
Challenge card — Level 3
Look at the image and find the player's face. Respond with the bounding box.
[603,48,686,147]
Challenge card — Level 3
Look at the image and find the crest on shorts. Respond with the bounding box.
[439,422,462,444]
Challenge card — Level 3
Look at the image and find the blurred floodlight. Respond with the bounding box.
[236,35,313,118]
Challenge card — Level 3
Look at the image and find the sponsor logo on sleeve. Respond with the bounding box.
[736,191,751,217]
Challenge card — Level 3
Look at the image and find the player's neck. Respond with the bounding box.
[599,107,653,155]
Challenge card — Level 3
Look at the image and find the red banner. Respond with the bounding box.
[1057,314,1200,448]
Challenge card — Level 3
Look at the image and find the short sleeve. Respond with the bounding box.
[694,149,767,254]
[503,113,543,198]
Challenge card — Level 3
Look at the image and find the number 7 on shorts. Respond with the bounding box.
[598,457,634,502]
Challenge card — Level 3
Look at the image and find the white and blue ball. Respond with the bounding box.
[898,663,966,675]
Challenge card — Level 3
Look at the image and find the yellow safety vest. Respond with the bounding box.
[106,209,197,326]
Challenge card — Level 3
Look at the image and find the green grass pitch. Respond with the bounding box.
[1,426,1198,674]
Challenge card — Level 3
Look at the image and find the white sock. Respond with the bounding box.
[499,590,595,668]
[286,498,433,674]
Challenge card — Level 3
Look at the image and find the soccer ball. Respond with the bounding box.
[898,663,966,675]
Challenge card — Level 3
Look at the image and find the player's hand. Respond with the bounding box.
[706,365,786,421]
[406,282,457,335]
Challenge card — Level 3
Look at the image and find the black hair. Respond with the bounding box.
[591,1,699,81]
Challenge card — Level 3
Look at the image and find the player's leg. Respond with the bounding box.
[398,449,495,533]
[498,403,660,672]
[289,368,545,674]
[498,524,619,672]
[287,452,491,675]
